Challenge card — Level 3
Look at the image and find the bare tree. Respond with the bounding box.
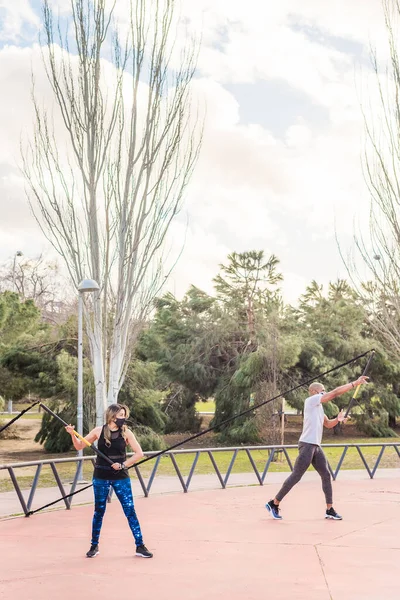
[22,0,202,425]
[342,0,400,361]
[0,254,73,321]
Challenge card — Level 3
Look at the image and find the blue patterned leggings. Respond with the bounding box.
[91,478,144,546]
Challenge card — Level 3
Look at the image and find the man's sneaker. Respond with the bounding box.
[86,544,99,558]
[265,500,282,520]
[136,544,153,558]
[325,507,342,520]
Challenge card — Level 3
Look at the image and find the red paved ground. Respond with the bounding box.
[1,476,399,600]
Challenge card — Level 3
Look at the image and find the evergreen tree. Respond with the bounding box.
[141,251,301,444]
[212,252,300,444]
[284,280,399,436]
[138,287,221,432]
[0,292,50,401]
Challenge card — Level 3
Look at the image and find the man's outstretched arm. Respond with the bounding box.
[321,376,369,404]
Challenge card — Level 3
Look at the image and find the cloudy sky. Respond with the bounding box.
[0,0,390,303]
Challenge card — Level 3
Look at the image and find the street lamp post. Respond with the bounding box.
[76,278,100,483]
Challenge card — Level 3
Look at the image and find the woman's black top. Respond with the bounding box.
[93,426,129,480]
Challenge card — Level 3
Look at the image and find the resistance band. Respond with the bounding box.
[136,350,376,466]
[0,401,41,434]
[25,348,375,516]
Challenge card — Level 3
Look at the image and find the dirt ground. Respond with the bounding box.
[0,419,75,465]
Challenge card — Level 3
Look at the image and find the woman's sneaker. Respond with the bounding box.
[325,507,342,520]
[265,500,283,520]
[86,544,99,558]
[136,544,153,558]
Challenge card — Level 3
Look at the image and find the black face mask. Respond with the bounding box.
[115,418,126,428]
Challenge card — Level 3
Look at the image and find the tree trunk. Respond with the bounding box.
[255,382,281,446]
[89,332,106,427]
[87,297,106,426]
[107,341,124,406]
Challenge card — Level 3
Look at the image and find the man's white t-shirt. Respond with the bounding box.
[299,393,325,446]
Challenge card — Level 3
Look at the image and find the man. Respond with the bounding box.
[265,375,369,521]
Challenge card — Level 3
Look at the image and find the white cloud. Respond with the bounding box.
[166,220,231,298]
[0,0,40,43]
[0,0,391,305]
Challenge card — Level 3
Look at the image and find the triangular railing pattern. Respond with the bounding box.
[2,443,400,516]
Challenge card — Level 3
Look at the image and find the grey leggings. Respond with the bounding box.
[275,442,332,504]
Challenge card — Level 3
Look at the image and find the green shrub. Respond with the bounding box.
[353,412,397,438]
[163,386,201,434]
[35,402,74,452]
[134,425,166,452]
[217,419,260,445]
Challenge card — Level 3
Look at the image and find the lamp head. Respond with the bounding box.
[78,279,100,293]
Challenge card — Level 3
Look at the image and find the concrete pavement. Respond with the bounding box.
[1,474,399,600]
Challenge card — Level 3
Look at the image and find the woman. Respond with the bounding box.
[65,403,153,559]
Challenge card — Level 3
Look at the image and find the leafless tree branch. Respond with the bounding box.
[22,0,203,424]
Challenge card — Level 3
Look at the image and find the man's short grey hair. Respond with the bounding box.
[309,382,324,394]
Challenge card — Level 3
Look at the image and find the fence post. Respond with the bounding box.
[7,400,13,414]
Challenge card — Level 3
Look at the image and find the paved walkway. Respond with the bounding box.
[1,473,399,599]
[1,468,400,517]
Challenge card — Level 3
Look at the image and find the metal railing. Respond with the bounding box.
[1,443,400,516]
